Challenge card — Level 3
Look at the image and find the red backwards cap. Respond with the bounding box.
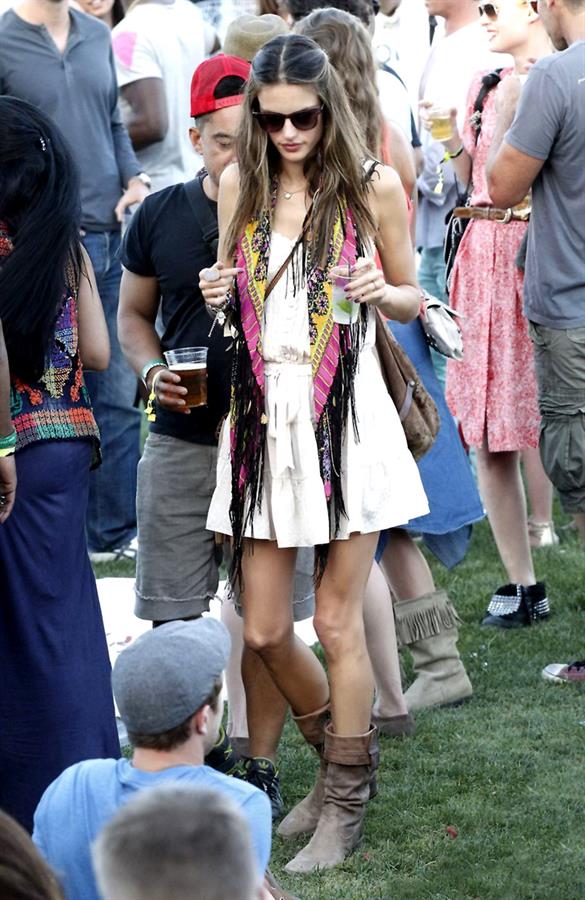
[190,54,251,118]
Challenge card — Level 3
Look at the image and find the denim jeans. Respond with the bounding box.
[418,246,448,389]
[82,231,141,551]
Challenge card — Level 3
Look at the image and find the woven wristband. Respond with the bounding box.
[443,145,464,161]
[141,358,167,387]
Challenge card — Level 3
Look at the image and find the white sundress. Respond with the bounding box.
[206,232,429,546]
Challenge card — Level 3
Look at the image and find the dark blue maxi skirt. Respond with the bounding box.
[0,440,120,832]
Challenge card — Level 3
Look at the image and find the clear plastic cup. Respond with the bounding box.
[429,107,453,141]
[330,263,360,325]
[163,347,208,408]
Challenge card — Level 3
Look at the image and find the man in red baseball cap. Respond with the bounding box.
[117,52,251,728]
[190,53,251,118]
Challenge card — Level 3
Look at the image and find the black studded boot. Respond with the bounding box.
[482,582,550,628]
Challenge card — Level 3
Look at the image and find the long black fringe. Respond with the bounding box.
[228,304,266,589]
[314,303,368,583]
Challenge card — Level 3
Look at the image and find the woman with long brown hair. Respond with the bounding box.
[295,7,482,719]
[200,33,428,872]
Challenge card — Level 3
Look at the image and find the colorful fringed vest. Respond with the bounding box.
[229,198,368,580]
[1,226,101,466]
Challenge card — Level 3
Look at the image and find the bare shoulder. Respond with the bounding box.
[365,163,405,227]
[219,163,241,195]
[79,243,91,267]
[78,244,95,287]
[366,162,402,200]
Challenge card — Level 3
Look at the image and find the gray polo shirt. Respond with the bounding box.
[0,8,140,231]
[506,41,585,329]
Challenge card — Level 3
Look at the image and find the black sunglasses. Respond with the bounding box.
[478,2,499,19]
[252,105,324,134]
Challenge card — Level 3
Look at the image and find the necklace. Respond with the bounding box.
[280,182,306,200]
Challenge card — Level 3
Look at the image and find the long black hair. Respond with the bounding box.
[0,96,83,382]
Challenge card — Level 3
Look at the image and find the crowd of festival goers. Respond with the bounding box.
[0,0,583,896]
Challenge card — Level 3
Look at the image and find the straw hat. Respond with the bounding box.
[223,14,289,62]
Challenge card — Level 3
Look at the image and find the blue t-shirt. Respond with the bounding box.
[32,759,272,900]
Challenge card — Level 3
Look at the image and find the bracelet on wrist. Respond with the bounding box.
[141,359,167,389]
[150,369,166,393]
[0,428,17,451]
[443,144,464,161]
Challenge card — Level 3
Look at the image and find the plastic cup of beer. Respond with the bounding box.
[163,347,208,408]
[429,107,453,141]
[330,262,359,325]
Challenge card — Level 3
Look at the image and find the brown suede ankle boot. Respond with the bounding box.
[284,723,379,873]
[277,702,330,840]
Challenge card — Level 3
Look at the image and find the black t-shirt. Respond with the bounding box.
[121,178,231,445]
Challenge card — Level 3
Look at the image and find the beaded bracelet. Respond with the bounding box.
[0,428,16,458]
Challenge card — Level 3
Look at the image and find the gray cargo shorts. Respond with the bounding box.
[135,434,221,621]
[529,321,585,513]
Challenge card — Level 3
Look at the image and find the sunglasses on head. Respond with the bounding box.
[252,105,324,134]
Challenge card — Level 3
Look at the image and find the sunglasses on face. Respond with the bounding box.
[252,105,324,134]
[478,0,536,18]
[478,2,499,19]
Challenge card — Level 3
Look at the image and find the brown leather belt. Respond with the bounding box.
[453,205,531,223]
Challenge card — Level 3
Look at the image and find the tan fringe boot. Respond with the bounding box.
[284,723,379,873]
[277,702,330,840]
[395,590,472,711]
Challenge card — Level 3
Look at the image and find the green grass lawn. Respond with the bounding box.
[93,519,585,900]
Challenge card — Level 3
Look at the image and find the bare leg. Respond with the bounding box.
[379,528,435,601]
[240,539,329,718]
[363,561,407,718]
[242,646,288,761]
[314,532,378,736]
[522,447,554,524]
[476,442,535,585]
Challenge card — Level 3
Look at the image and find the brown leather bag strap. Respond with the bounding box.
[264,200,314,302]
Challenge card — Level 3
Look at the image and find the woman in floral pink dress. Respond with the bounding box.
[427,0,554,628]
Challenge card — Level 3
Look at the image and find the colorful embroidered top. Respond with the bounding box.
[1,225,101,466]
[229,196,368,580]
